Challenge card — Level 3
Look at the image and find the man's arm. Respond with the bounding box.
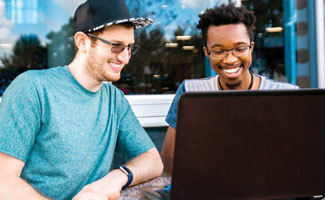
[126,147,163,185]
[160,126,176,176]
[0,152,49,200]
[73,147,163,200]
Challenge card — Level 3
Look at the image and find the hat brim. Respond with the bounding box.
[89,17,153,32]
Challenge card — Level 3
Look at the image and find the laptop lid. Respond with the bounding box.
[171,89,325,200]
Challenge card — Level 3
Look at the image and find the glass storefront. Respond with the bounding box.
[0,0,324,96]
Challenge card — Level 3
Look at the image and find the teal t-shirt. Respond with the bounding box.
[0,66,154,199]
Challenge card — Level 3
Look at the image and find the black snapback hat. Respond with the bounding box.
[74,0,153,33]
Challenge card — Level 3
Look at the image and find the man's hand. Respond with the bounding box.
[72,168,127,200]
[72,189,120,200]
[73,147,163,200]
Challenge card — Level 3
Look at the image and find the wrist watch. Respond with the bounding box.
[115,165,133,190]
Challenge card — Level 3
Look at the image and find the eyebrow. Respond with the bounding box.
[109,39,134,45]
[210,42,249,49]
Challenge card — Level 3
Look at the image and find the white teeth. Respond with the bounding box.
[225,67,240,74]
[110,63,121,68]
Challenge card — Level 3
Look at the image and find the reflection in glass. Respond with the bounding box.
[0,0,319,96]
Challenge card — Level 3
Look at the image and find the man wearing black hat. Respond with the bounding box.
[0,0,163,199]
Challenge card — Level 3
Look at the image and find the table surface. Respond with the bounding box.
[120,176,171,199]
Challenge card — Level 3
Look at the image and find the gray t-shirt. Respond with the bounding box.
[0,66,154,199]
[166,75,299,128]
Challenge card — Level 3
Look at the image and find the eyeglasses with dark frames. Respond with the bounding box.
[207,44,252,60]
[87,33,140,56]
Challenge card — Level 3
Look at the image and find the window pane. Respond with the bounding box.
[0,0,320,97]
[242,0,316,88]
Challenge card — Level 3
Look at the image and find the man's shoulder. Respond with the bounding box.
[6,69,48,91]
[17,66,65,83]
[184,76,217,92]
[15,69,42,81]
[259,75,299,90]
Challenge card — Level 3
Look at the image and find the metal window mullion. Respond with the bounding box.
[308,0,318,88]
[283,0,297,85]
[315,0,325,88]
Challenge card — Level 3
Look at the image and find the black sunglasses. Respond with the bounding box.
[87,33,140,56]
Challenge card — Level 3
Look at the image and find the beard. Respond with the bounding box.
[85,48,121,82]
[225,80,242,89]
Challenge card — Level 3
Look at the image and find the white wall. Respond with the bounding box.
[125,94,174,128]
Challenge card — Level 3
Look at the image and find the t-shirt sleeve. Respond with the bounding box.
[0,72,41,162]
[165,81,186,129]
[115,94,155,161]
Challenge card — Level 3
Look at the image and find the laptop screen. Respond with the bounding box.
[171,89,325,200]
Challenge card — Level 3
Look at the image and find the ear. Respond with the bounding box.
[203,46,209,57]
[250,41,255,52]
[74,31,90,53]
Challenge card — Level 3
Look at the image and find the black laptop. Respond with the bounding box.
[169,89,325,200]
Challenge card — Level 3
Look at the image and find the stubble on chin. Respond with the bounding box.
[225,80,242,89]
[86,49,124,82]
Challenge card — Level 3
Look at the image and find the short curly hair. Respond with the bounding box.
[197,3,256,47]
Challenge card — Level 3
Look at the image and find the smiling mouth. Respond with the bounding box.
[224,67,240,74]
[222,63,244,74]
[109,63,124,73]
[110,63,122,69]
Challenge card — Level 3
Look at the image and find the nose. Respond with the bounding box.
[222,50,238,64]
[117,47,130,64]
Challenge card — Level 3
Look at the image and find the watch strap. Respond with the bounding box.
[115,165,133,190]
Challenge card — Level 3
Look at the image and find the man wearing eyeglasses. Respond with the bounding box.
[160,3,299,175]
[0,0,163,199]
